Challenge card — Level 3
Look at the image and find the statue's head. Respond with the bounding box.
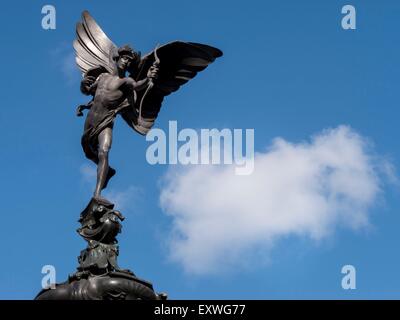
[114,45,141,74]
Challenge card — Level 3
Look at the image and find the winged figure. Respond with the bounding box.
[73,11,222,200]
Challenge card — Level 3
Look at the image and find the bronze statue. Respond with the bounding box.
[36,10,222,300]
[74,11,222,200]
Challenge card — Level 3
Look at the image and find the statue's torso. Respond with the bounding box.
[93,73,132,110]
[85,73,133,130]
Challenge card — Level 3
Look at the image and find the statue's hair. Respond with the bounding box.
[114,44,141,63]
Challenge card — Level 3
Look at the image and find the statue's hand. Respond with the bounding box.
[82,75,96,85]
[147,65,159,81]
[81,76,96,89]
[76,105,85,117]
[80,75,98,95]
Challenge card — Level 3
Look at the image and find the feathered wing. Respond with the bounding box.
[73,10,117,76]
[121,41,223,135]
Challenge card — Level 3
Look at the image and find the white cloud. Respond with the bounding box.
[80,163,96,184]
[50,42,80,85]
[61,51,79,84]
[103,186,144,213]
[160,126,394,275]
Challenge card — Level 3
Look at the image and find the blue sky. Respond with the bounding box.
[1,0,400,299]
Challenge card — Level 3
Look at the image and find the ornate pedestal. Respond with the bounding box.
[35,198,166,300]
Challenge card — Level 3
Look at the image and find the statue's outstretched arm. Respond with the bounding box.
[76,101,93,117]
[126,77,149,91]
[126,66,159,91]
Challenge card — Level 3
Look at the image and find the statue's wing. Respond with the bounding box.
[73,10,118,75]
[121,41,223,135]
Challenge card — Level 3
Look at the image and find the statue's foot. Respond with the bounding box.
[92,195,113,205]
[102,167,116,190]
